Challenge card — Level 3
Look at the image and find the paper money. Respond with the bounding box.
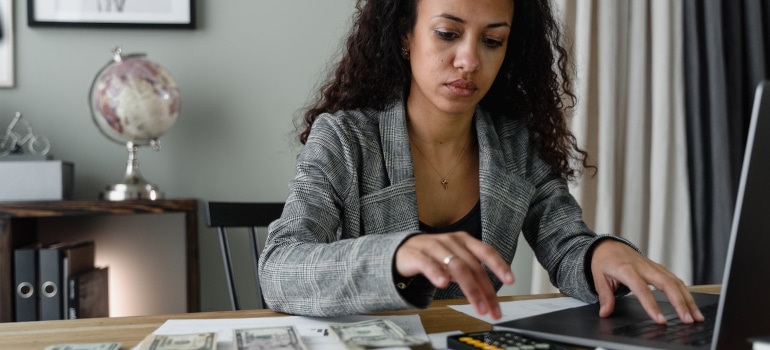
[328,319,431,349]
[44,343,121,350]
[139,332,217,350]
[233,325,308,350]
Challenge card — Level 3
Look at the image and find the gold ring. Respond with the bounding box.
[443,254,457,266]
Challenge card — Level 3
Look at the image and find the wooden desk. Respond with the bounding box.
[0,285,720,350]
[0,199,200,322]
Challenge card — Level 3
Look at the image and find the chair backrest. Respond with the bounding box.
[204,201,284,310]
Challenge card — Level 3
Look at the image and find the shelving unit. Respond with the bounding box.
[0,199,199,322]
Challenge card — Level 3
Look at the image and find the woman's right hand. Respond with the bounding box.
[394,231,514,319]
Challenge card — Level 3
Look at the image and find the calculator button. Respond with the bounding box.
[448,331,566,350]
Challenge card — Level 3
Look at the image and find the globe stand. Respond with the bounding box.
[101,141,163,201]
[90,47,180,201]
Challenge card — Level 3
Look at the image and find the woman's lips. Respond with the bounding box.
[446,80,477,97]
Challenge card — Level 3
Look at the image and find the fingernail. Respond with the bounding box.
[505,272,514,283]
[494,305,502,317]
[477,301,488,314]
[684,313,694,323]
[695,309,705,321]
[657,314,667,324]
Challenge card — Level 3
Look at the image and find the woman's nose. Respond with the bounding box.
[454,41,481,72]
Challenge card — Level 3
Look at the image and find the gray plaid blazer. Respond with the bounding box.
[258,98,635,316]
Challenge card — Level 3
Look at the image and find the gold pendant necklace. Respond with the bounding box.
[410,137,470,190]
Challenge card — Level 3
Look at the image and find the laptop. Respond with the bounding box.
[495,80,770,350]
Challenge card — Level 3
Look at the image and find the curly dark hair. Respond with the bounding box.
[298,0,593,180]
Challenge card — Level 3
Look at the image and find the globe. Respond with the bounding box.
[89,47,181,200]
[90,50,180,145]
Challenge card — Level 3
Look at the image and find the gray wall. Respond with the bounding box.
[0,0,533,313]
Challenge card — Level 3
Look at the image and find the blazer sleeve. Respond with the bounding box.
[520,154,639,303]
[257,116,424,316]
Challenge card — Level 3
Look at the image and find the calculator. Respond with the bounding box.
[447,330,571,350]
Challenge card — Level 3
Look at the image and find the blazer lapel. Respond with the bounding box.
[356,101,420,235]
[475,108,534,263]
[379,101,415,186]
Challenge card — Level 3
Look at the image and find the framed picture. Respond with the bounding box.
[28,0,195,29]
[0,0,13,87]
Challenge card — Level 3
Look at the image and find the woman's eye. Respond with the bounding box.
[483,38,504,48]
[435,30,460,41]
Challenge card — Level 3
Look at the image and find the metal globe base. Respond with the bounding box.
[101,183,163,201]
[101,141,164,201]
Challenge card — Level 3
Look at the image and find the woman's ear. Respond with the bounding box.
[401,36,410,60]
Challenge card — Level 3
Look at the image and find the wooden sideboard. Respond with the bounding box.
[0,199,199,322]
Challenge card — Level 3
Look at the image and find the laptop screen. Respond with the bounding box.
[713,80,770,349]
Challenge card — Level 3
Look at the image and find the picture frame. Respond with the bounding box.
[27,0,195,29]
[0,0,13,87]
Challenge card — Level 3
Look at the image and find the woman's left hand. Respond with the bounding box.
[590,239,705,324]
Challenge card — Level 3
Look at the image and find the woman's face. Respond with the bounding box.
[405,0,513,117]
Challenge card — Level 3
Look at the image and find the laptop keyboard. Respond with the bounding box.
[612,303,719,346]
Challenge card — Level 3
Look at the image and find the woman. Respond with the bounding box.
[258,0,703,324]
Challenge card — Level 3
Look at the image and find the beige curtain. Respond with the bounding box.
[530,0,693,294]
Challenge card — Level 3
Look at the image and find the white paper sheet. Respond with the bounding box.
[448,296,588,324]
[131,314,428,350]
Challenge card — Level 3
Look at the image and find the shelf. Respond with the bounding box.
[0,199,197,218]
[0,199,199,322]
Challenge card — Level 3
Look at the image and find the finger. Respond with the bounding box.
[661,287,696,324]
[444,253,502,319]
[624,278,667,324]
[394,236,452,288]
[432,241,500,318]
[417,249,455,288]
[630,258,703,324]
[650,274,703,323]
[594,275,617,318]
[441,234,508,319]
[462,236,515,285]
[686,293,705,322]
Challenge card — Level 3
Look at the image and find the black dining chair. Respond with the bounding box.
[204,201,284,310]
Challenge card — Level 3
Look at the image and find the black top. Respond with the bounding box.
[419,200,482,239]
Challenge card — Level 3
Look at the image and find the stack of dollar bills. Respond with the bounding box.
[139,326,308,350]
[234,325,308,350]
[44,344,121,350]
[328,319,432,350]
[78,318,429,350]
[139,332,217,350]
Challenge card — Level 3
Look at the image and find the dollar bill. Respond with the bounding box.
[44,343,121,350]
[328,319,431,349]
[138,332,217,350]
[233,325,308,350]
